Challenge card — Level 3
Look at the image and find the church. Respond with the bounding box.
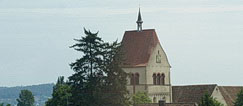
[119,9,243,106]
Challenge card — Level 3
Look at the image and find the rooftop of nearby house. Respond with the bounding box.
[218,86,243,106]
[172,84,217,104]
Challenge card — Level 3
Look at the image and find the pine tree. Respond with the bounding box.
[68,28,105,106]
[68,28,130,106]
[234,89,243,106]
[16,90,35,106]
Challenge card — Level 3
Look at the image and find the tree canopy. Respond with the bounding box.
[199,93,223,106]
[234,89,243,106]
[132,92,152,105]
[68,28,129,106]
[45,76,71,106]
[16,90,35,106]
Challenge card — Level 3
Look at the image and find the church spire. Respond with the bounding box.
[136,8,143,32]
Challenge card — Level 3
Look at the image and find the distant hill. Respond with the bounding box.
[0,83,54,106]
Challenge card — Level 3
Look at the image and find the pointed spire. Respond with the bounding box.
[136,8,143,32]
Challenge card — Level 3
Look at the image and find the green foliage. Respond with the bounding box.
[234,89,243,106]
[45,76,71,106]
[199,93,224,106]
[68,28,129,106]
[132,92,152,105]
[100,41,130,106]
[0,103,11,106]
[16,90,35,106]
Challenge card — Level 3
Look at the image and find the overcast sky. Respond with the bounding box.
[0,0,243,87]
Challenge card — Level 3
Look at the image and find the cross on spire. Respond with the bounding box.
[136,8,143,32]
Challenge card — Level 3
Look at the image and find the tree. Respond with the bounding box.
[16,90,35,106]
[234,89,243,106]
[100,41,130,106]
[199,93,223,106]
[68,28,107,106]
[45,76,71,106]
[68,28,129,106]
[0,103,11,106]
[132,92,152,105]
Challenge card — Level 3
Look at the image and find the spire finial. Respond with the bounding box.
[136,8,143,32]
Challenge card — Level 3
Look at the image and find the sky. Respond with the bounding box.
[0,0,243,87]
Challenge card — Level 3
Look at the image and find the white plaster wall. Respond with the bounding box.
[211,86,228,106]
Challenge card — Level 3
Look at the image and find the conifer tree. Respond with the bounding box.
[68,28,129,106]
[101,41,129,106]
[68,28,105,106]
[234,89,243,106]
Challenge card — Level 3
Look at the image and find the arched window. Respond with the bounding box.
[153,73,156,85]
[135,73,139,85]
[161,73,165,85]
[157,73,161,85]
[130,73,134,85]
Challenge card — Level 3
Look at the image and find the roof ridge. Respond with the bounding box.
[173,84,218,87]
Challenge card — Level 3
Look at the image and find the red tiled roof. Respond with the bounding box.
[120,29,159,67]
[218,86,243,106]
[172,84,217,104]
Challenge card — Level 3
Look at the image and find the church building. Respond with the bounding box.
[120,8,172,103]
[119,9,243,106]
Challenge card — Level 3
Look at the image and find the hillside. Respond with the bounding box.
[0,83,54,106]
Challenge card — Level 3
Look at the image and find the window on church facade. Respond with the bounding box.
[157,73,161,85]
[130,73,139,85]
[130,73,134,85]
[135,73,139,85]
[153,74,156,85]
[161,74,165,85]
[153,73,165,85]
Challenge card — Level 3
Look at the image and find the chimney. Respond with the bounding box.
[159,100,165,106]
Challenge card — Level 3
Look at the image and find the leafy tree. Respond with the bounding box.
[6,104,11,106]
[16,90,35,106]
[199,93,223,106]
[68,28,129,106]
[234,89,243,106]
[45,76,71,106]
[132,92,152,105]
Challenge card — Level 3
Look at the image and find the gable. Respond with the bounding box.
[147,43,171,67]
[219,86,243,106]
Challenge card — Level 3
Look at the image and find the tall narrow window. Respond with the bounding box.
[161,73,165,85]
[130,73,134,85]
[135,73,139,85]
[153,74,156,85]
[157,73,161,85]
